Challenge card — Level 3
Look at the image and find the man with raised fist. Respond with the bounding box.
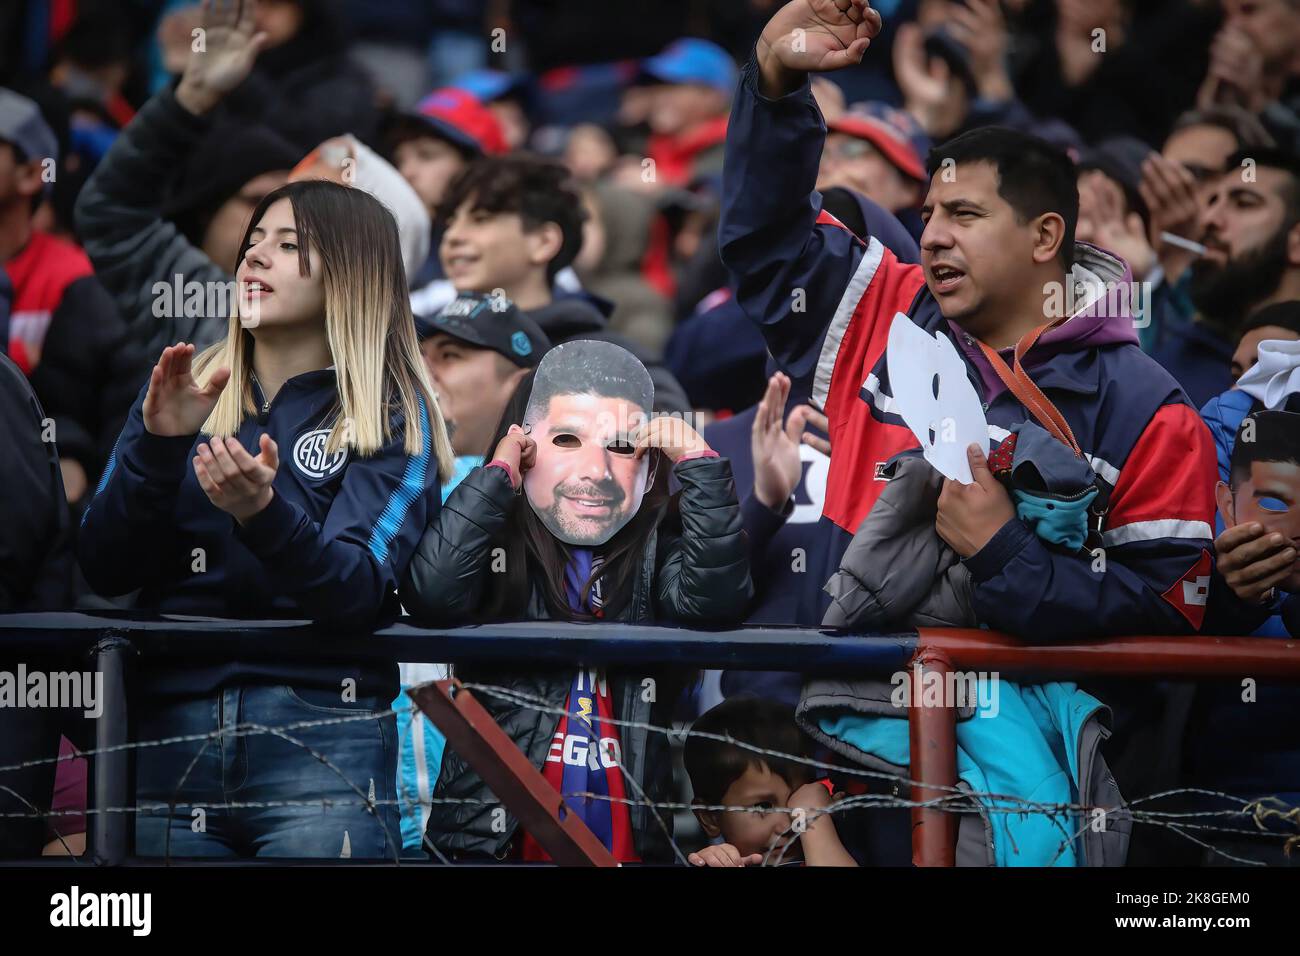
[720,0,1218,640]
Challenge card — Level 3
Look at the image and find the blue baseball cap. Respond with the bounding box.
[639,39,737,97]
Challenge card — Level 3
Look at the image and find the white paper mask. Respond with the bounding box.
[886,313,989,484]
[522,340,654,545]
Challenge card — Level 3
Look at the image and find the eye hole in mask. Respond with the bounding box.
[552,433,581,448]
[1259,496,1290,513]
[605,434,638,457]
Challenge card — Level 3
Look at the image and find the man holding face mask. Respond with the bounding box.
[400,339,753,863]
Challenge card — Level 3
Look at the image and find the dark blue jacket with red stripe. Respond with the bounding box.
[718,59,1218,640]
[77,370,439,695]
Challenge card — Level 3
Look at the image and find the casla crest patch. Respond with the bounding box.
[292,428,348,480]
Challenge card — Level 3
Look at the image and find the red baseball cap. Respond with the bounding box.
[827,106,928,183]
[412,88,509,157]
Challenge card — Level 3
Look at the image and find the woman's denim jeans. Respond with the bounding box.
[135,685,398,859]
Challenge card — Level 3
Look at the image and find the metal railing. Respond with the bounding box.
[1,611,1297,866]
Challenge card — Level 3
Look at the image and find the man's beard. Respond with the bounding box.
[1190,225,1290,330]
[544,477,629,545]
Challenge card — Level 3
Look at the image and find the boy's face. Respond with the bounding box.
[700,762,802,860]
[395,135,466,213]
[440,197,547,296]
[1218,459,1300,591]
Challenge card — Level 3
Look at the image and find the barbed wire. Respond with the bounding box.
[2,681,1296,866]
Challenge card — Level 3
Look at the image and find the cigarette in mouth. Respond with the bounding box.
[1159,231,1208,257]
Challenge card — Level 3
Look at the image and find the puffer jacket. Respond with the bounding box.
[798,677,1132,866]
[400,455,752,861]
[822,455,975,629]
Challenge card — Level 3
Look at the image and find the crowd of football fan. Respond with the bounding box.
[1,0,1299,867]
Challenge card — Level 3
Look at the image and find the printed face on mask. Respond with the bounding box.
[1222,459,1300,592]
[524,393,649,546]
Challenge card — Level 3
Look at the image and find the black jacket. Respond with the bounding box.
[74,87,233,364]
[400,455,752,861]
[0,353,72,610]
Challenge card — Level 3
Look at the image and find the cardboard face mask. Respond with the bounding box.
[522,340,655,546]
[886,312,989,484]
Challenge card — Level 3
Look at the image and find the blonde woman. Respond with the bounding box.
[77,179,453,859]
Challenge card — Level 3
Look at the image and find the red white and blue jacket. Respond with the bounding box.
[718,61,1218,639]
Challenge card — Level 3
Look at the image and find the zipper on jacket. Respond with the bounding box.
[251,372,272,424]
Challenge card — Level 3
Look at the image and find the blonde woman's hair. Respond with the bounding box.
[193,180,454,481]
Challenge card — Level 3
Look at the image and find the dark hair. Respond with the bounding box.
[1241,300,1300,341]
[477,371,671,622]
[1230,411,1300,488]
[1170,106,1275,152]
[684,697,815,807]
[437,154,586,281]
[382,115,475,162]
[525,340,653,423]
[927,126,1079,268]
[1228,147,1300,224]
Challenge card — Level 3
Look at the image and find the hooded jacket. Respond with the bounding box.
[399,456,752,860]
[797,676,1131,866]
[718,59,1218,640]
[77,368,439,697]
[525,295,692,414]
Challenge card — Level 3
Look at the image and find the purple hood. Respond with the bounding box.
[950,243,1140,402]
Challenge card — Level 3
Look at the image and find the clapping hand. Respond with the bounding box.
[751,372,830,510]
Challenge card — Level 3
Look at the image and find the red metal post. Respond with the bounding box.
[915,628,1300,678]
[908,647,958,867]
[409,678,618,866]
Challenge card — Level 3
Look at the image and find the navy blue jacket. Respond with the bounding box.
[1150,313,1235,411]
[78,369,439,695]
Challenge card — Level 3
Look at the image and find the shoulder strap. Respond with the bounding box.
[975,324,1083,458]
